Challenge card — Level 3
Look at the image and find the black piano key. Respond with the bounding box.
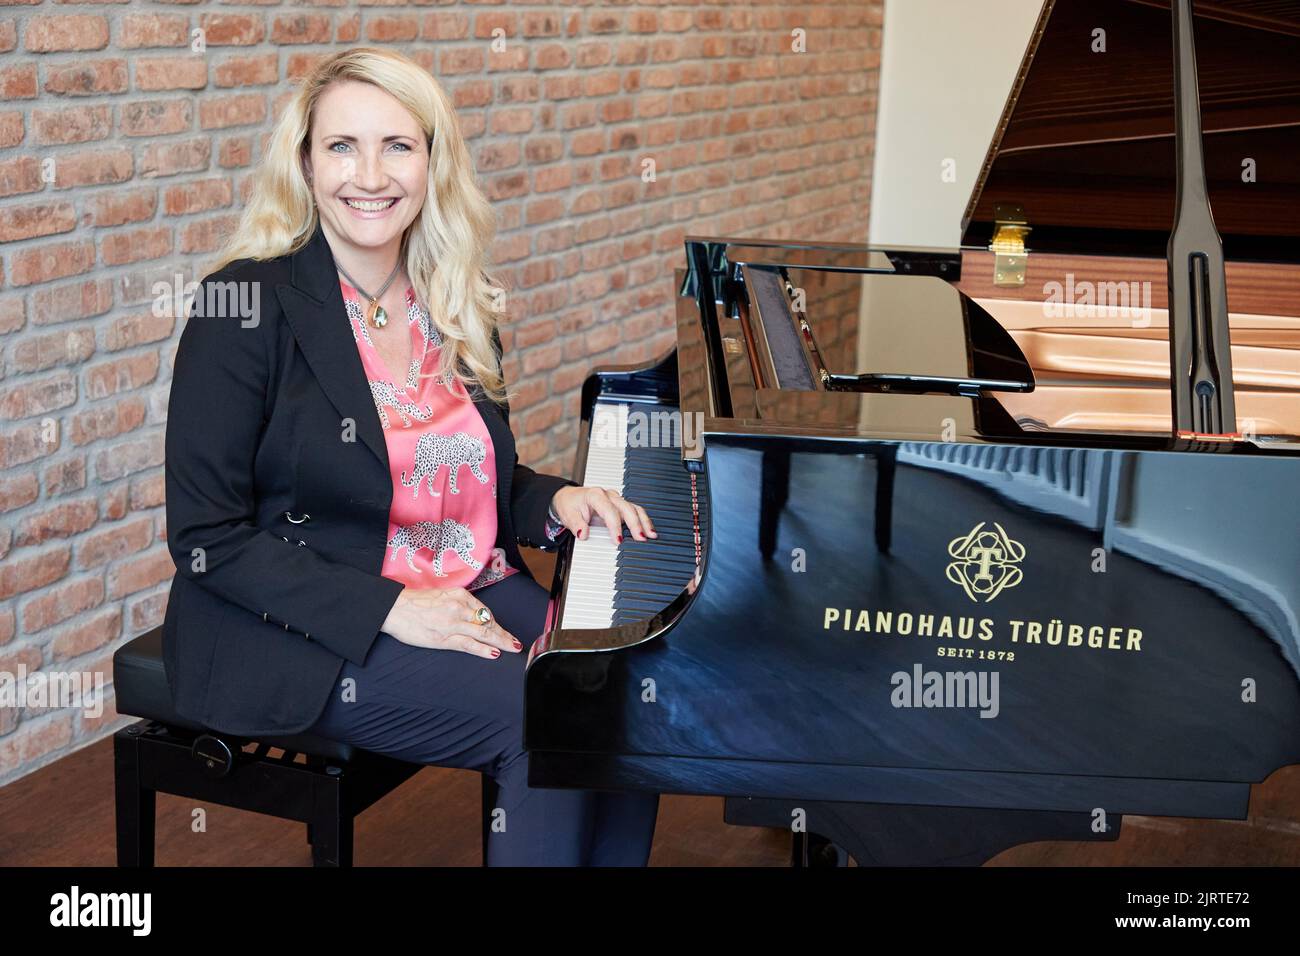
[608,442,704,624]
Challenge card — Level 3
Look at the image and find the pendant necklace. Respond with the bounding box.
[334,260,403,329]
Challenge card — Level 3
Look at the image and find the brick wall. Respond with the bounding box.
[0,1,882,784]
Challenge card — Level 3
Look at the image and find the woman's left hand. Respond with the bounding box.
[550,485,658,542]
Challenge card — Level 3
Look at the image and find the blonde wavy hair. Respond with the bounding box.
[207,46,509,405]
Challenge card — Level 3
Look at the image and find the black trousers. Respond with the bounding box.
[307,571,660,866]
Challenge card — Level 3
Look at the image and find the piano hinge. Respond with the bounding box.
[990,203,1030,288]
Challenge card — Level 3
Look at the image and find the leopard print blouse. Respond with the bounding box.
[341,279,562,591]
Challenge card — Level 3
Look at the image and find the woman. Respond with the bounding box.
[162,47,660,865]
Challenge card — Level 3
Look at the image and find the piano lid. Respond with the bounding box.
[960,0,1300,262]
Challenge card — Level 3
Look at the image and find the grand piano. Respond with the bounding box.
[524,0,1300,865]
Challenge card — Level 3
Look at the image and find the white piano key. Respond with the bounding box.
[559,404,628,630]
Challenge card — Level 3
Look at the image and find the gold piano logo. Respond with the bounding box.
[946,522,1025,603]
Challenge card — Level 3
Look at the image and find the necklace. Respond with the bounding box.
[334,259,404,329]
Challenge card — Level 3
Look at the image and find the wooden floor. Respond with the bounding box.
[3,551,1297,867]
[1,735,1297,866]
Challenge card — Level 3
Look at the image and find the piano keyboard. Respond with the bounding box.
[559,402,707,630]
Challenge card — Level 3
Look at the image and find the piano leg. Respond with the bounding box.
[873,444,897,554]
[792,831,851,868]
[726,797,1121,867]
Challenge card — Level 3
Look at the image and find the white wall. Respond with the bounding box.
[869,0,1044,248]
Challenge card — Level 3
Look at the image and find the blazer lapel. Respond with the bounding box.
[273,220,520,536]
[274,222,389,470]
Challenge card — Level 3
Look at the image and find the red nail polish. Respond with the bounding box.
[491,648,501,658]
[512,639,521,650]
[617,534,623,542]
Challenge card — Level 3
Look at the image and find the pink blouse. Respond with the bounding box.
[342,279,528,592]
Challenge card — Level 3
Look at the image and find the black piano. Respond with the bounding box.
[524,0,1300,865]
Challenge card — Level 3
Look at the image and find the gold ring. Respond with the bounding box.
[474,606,492,626]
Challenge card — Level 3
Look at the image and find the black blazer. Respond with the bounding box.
[161,221,577,737]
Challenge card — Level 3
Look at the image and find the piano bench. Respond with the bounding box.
[111,625,497,867]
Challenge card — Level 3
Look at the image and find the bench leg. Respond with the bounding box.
[114,726,156,867]
[309,774,353,867]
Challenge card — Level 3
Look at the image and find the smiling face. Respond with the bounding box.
[302,79,429,265]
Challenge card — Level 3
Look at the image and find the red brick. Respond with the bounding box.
[40,147,134,189]
[129,590,168,632]
[128,472,165,510]
[134,57,207,92]
[83,352,159,400]
[100,226,172,267]
[43,59,129,96]
[119,13,190,49]
[198,14,265,47]
[365,16,419,44]
[20,574,104,632]
[0,545,70,601]
[0,111,23,148]
[0,714,75,778]
[7,239,96,287]
[198,92,266,130]
[76,515,153,570]
[0,63,36,99]
[42,456,86,498]
[179,214,239,254]
[139,138,209,177]
[0,155,44,200]
[68,395,148,447]
[0,372,77,420]
[23,15,109,53]
[86,187,157,228]
[105,547,173,600]
[103,310,174,351]
[214,54,278,88]
[49,606,121,663]
[10,327,96,373]
[120,98,193,136]
[217,135,254,169]
[30,279,114,327]
[92,432,163,482]
[422,12,469,41]
[0,471,39,513]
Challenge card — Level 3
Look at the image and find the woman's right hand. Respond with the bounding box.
[380,586,521,658]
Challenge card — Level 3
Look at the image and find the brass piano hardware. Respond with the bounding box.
[722,336,743,356]
[991,203,1030,288]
